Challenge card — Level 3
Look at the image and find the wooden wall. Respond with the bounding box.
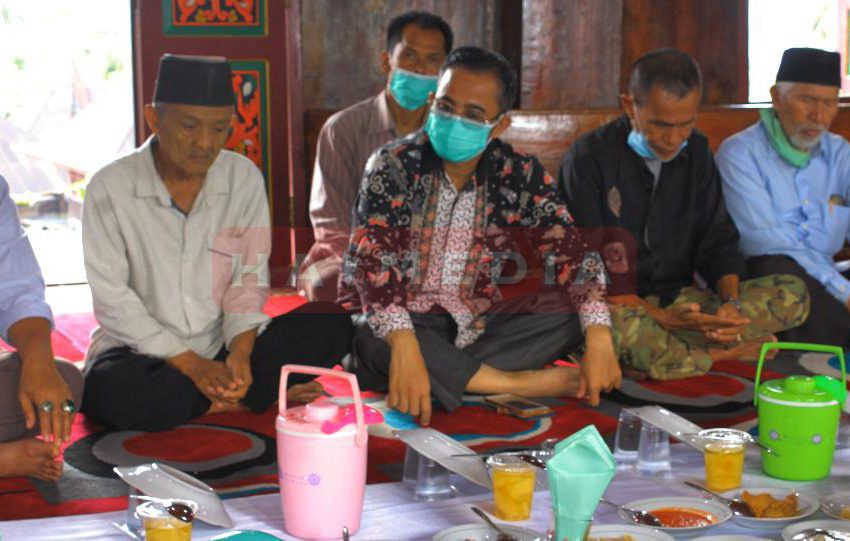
[300,0,502,110]
[521,0,748,109]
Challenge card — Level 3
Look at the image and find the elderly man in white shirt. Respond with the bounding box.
[81,55,352,431]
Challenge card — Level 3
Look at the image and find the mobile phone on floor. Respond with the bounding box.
[484,394,554,418]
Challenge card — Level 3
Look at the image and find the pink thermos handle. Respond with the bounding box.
[279,365,367,447]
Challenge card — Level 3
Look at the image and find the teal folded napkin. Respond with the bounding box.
[547,425,616,541]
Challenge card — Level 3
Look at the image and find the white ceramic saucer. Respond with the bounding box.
[590,523,674,541]
[432,523,543,541]
[782,519,850,541]
[623,496,732,537]
[720,487,817,529]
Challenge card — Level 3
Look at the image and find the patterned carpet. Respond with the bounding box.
[0,295,828,520]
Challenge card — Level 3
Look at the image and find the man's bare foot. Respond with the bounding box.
[0,439,63,481]
[206,401,249,415]
[513,366,582,398]
[710,335,778,362]
[287,381,324,404]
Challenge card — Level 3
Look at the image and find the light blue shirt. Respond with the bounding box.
[716,120,850,305]
[0,175,53,341]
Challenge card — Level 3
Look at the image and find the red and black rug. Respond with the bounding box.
[0,295,811,521]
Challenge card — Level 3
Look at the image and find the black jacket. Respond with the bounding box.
[559,115,746,306]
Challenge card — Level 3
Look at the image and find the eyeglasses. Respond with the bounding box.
[432,99,501,125]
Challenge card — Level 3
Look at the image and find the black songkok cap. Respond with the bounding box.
[153,54,235,106]
[776,47,841,87]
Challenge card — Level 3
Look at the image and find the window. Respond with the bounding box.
[748,0,841,102]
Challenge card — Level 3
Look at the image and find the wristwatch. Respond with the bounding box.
[721,297,743,311]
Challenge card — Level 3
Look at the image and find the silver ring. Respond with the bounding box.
[61,399,76,414]
[39,401,54,413]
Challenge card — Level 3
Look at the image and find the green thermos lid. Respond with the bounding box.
[758,375,839,405]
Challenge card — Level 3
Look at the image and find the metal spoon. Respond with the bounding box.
[130,495,195,523]
[683,481,755,517]
[517,454,548,470]
[791,528,850,540]
[470,506,519,541]
[599,498,664,527]
[342,526,350,541]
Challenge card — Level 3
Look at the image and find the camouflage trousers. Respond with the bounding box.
[610,274,810,380]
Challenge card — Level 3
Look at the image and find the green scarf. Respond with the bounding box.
[759,108,811,168]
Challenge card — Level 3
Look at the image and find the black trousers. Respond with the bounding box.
[81,302,353,432]
[350,291,584,412]
[747,255,849,349]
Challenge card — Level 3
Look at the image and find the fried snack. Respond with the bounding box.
[841,505,850,520]
[588,536,635,541]
[741,491,800,518]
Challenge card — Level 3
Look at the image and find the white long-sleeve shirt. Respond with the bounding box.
[82,137,271,368]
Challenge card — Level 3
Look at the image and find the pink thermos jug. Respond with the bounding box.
[276,365,382,539]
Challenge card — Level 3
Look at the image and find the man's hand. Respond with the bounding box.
[9,317,73,449]
[221,329,257,403]
[18,360,74,448]
[649,303,748,339]
[385,329,432,426]
[706,303,750,344]
[168,351,236,403]
[578,325,621,406]
[223,351,253,403]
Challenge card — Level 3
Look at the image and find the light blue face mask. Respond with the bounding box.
[388,68,438,111]
[627,128,688,162]
[424,109,497,163]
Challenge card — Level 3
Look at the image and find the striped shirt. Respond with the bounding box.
[299,92,399,300]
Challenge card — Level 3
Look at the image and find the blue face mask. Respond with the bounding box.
[627,128,688,162]
[388,68,438,111]
[425,109,497,163]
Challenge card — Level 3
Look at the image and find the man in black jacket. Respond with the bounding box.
[560,48,808,380]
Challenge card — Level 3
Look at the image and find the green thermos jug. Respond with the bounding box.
[754,342,847,481]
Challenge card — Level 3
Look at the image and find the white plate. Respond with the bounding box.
[627,406,704,450]
[720,488,818,529]
[782,519,850,541]
[432,523,543,541]
[114,463,234,528]
[589,524,674,541]
[397,428,492,488]
[694,535,770,541]
[821,490,850,521]
[623,496,732,536]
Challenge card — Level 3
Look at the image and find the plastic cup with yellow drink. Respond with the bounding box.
[487,453,537,521]
[699,429,747,492]
[136,499,198,541]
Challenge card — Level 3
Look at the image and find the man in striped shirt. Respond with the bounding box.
[299,11,453,301]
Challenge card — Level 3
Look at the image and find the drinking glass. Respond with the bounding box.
[125,486,145,537]
[704,441,745,491]
[837,412,850,449]
[613,409,641,468]
[402,446,420,485]
[637,422,671,472]
[136,499,197,541]
[546,517,592,541]
[414,456,453,501]
[488,453,536,521]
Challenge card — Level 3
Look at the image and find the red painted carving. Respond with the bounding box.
[174,0,257,27]
[226,69,264,172]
